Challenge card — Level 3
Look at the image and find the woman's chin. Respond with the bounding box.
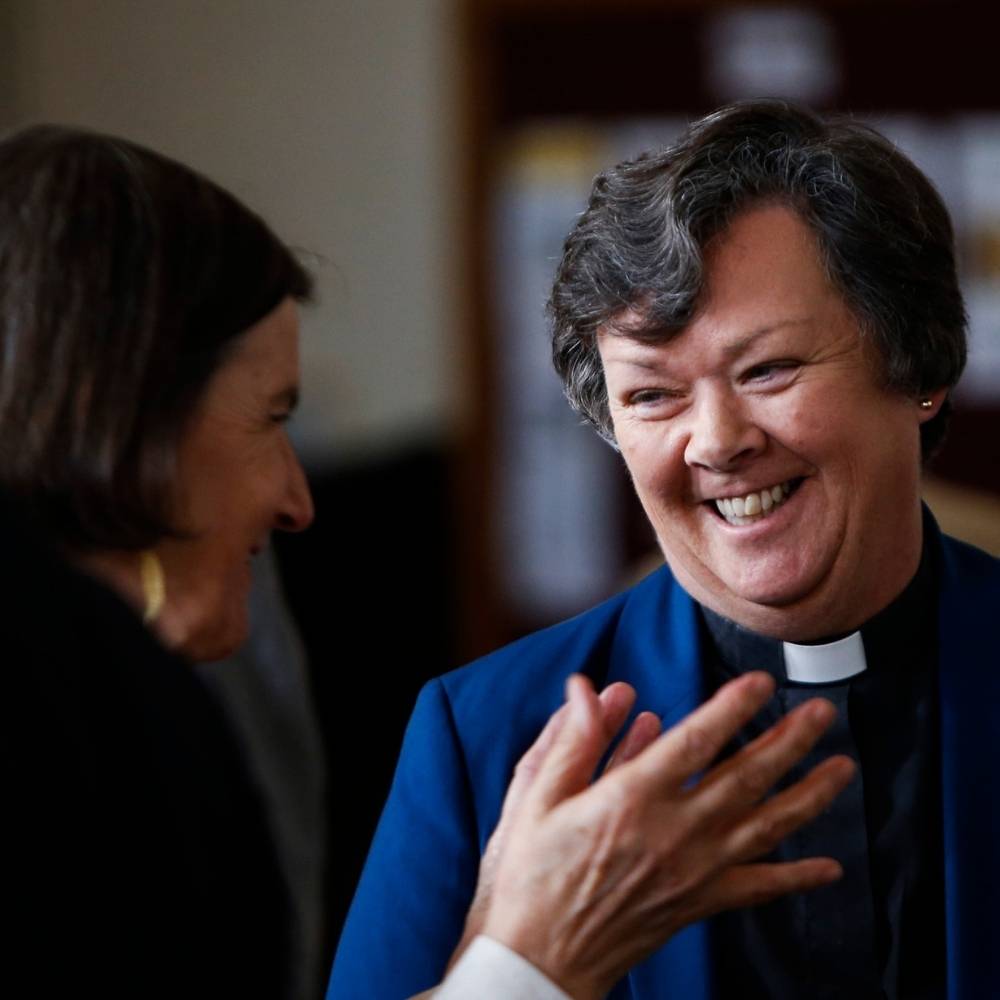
[174,609,249,663]
[192,636,245,664]
[691,553,829,613]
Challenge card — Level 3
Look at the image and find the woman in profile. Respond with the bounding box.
[0,125,314,999]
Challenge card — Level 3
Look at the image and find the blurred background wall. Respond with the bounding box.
[3,0,998,987]
[1,0,462,460]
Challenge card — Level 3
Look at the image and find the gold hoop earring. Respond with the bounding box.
[139,550,165,624]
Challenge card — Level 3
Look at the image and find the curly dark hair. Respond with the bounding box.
[0,124,312,548]
[549,100,967,459]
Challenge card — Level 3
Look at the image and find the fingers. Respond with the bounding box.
[723,754,856,864]
[605,711,662,771]
[688,697,838,827]
[697,858,843,919]
[526,676,629,814]
[625,672,775,789]
[502,680,637,826]
[598,682,638,742]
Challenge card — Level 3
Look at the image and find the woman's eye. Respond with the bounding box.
[628,389,672,406]
[624,388,684,415]
[270,411,293,425]
[630,390,664,405]
[745,360,799,383]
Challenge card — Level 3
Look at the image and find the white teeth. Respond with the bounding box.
[713,481,796,526]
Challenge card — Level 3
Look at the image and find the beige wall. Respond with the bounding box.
[3,0,461,463]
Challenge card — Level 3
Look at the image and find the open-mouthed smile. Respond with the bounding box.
[710,478,803,526]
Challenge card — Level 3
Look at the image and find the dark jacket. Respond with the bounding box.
[3,494,290,999]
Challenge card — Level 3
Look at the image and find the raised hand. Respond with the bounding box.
[480,672,855,1000]
[449,680,660,968]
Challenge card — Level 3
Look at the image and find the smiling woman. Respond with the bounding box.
[0,125,313,998]
[84,297,314,661]
[155,297,313,660]
[331,102,999,1000]
[599,203,944,640]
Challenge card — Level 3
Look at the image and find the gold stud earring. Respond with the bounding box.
[919,398,934,410]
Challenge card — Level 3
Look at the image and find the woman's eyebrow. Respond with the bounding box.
[607,317,812,370]
[722,318,812,358]
[611,356,667,373]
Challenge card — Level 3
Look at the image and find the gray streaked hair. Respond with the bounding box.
[549,100,967,458]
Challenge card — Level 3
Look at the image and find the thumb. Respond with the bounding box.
[523,674,608,815]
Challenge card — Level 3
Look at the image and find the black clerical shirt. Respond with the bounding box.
[701,542,945,999]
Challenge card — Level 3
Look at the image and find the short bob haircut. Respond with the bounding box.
[550,100,967,459]
[0,125,312,549]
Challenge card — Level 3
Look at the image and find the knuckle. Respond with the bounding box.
[592,775,643,827]
[735,765,772,802]
[512,756,538,782]
[749,811,785,852]
[651,856,701,901]
[681,722,712,764]
[650,826,715,899]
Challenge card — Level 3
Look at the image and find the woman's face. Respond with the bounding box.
[599,204,942,640]
[154,296,313,661]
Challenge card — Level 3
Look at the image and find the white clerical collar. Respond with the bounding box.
[782,631,867,685]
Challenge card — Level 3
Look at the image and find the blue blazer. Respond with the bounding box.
[328,528,999,999]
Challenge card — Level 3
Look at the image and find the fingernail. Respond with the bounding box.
[834,756,857,783]
[745,672,773,697]
[823,860,843,881]
[809,699,836,724]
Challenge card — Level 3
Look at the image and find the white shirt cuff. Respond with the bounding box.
[430,935,572,1000]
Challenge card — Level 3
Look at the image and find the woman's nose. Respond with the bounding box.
[275,450,315,533]
[683,388,766,472]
